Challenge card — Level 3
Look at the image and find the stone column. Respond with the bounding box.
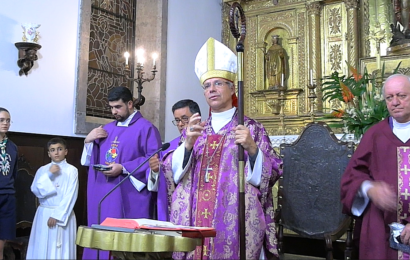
[133,0,168,138]
[306,1,322,112]
[345,0,359,68]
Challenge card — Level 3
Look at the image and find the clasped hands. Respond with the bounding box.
[85,126,122,177]
[185,113,258,156]
[368,181,410,245]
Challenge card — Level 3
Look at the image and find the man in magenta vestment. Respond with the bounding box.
[81,86,161,259]
[148,99,201,221]
[341,74,410,259]
[162,38,282,260]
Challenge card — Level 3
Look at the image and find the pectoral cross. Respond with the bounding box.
[205,165,212,183]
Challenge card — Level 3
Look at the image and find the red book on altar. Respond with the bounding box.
[93,218,216,238]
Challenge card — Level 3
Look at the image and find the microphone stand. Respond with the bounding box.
[95,142,170,260]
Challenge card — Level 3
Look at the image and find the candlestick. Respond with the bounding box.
[124,49,158,111]
[310,69,313,85]
[124,52,130,65]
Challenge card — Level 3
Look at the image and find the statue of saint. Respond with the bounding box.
[264,35,288,90]
[393,0,410,38]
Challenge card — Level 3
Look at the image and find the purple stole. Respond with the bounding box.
[398,146,410,260]
[194,134,225,260]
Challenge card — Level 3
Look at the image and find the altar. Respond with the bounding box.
[76,226,203,260]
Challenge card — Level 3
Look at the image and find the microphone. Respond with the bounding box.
[97,142,170,224]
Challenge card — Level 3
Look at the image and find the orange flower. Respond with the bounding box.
[340,80,354,103]
[348,65,363,81]
[331,109,345,118]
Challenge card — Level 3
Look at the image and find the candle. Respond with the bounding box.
[136,48,145,64]
[152,53,158,67]
[376,53,381,70]
[124,52,130,65]
[281,74,284,86]
[310,69,313,85]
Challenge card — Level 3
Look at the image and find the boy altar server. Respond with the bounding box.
[27,137,78,260]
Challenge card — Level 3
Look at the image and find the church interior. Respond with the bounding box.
[1,0,410,259]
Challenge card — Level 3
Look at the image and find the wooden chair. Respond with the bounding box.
[276,122,355,260]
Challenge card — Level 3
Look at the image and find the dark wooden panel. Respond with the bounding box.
[7,132,88,227]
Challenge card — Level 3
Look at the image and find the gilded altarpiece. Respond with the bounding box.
[221,0,375,136]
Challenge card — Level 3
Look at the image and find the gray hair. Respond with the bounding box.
[382,74,410,97]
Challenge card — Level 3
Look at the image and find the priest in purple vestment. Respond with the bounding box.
[80,86,161,260]
[162,37,282,260]
[341,74,410,260]
[148,99,201,221]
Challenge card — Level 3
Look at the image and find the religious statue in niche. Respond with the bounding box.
[17,49,38,76]
[264,35,288,90]
[391,0,410,45]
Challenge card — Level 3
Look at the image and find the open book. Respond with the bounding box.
[91,218,216,238]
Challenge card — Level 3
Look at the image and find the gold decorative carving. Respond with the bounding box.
[329,7,342,35]
[297,11,307,114]
[344,0,358,9]
[221,0,367,136]
[330,44,343,71]
[345,0,359,67]
[397,67,410,75]
[361,0,371,57]
[306,2,321,15]
[308,1,323,112]
[247,16,258,115]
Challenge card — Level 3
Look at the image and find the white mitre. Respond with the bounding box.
[194,37,237,85]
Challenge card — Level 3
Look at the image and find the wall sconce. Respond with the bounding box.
[15,42,41,76]
[15,23,41,76]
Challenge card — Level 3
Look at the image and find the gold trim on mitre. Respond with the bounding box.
[195,37,237,85]
[199,71,236,85]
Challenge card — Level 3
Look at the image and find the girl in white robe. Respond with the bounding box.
[27,138,78,260]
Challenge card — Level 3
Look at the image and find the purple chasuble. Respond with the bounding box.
[163,112,282,260]
[82,112,161,260]
[156,135,181,221]
[398,147,410,259]
[341,117,410,260]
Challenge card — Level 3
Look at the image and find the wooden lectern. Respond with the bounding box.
[76,226,203,260]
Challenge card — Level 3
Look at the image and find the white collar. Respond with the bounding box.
[117,110,138,127]
[392,118,410,143]
[392,118,410,129]
[51,159,67,165]
[210,107,236,133]
[211,107,236,121]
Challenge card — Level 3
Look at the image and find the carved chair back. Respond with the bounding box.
[15,155,37,230]
[277,122,354,259]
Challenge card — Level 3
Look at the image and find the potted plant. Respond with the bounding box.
[321,63,401,141]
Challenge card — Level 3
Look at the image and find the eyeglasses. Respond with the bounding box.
[202,80,230,90]
[0,118,11,125]
[172,116,189,126]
